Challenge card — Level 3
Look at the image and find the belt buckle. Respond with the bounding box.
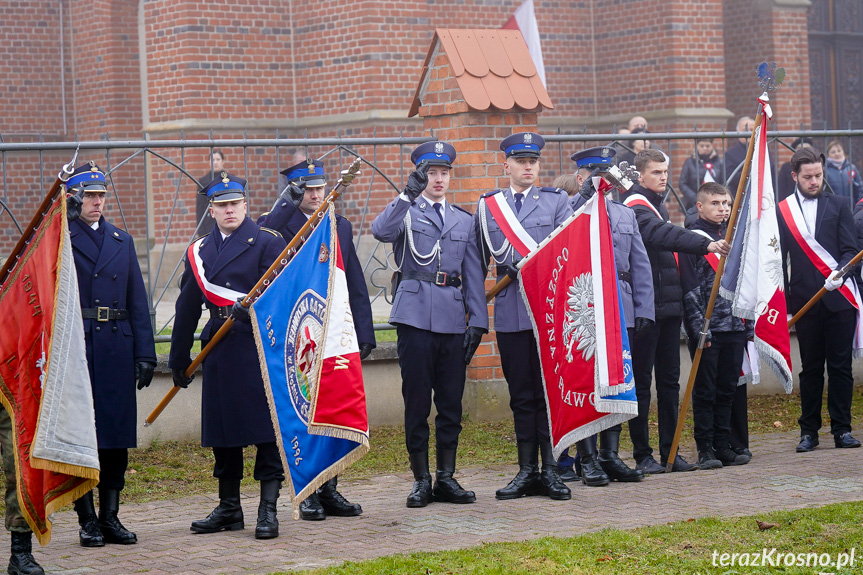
[96,307,110,322]
[435,271,448,286]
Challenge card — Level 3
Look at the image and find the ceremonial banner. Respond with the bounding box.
[719,101,793,392]
[0,195,99,545]
[502,0,546,87]
[518,194,637,458]
[251,208,369,518]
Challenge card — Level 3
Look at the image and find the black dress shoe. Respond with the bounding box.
[635,455,664,475]
[299,494,326,521]
[732,446,753,458]
[714,446,750,466]
[796,434,819,452]
[557,465,579,482]
[661,455,698,472]
[319,478,363,516]
[834,432,862,448]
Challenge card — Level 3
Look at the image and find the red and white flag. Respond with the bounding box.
[719,95,793,392]
[502,0,546,87]
[518,194,637,458]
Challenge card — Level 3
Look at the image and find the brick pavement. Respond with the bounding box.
[29,432,863,574]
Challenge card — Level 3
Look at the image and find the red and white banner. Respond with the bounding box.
[518,194,637,458]
[719,98,793,392]
[502,0,546,87]
[0,193,100,544]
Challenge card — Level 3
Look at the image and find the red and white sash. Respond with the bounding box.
[622,193,663,219]
[778,197,863,355]
[186,238,246,307]
[691,228,720,271]
[483,191,538,258]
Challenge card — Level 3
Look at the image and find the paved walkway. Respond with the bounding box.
[33,432,863,574]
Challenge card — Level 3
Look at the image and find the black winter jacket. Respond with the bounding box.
[621,184,712,319]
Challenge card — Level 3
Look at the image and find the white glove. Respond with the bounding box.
[824,270,844,292]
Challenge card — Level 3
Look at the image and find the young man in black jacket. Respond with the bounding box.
[620,150,730,474]
[679,183,752,469]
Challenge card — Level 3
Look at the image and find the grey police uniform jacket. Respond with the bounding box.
[474,186,572,333]
[371,196,488,334]
[570,193,655,328]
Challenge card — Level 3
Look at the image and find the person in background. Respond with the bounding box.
[824,140,863,204]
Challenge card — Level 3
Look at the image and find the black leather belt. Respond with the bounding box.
[402,270,461,287]
[81,307,128,321]
[618,270,632,285]
[209,306,233,320]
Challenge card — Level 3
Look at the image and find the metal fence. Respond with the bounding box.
[3,128,863,339]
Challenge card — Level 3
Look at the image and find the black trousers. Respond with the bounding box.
[691,331,747,451]
[629,316,682,463]
[97,448,129,491]
[795,304,856,437]
[497,330,549,445]
[397,325,466,454]
[729,383,749,450]
[212,442,284,482]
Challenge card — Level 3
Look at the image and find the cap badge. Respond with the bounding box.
[601,148,609,158]
[308,161,315,174]
[524,134,532,143]
[221,172,229,184]
[434,142,444,153]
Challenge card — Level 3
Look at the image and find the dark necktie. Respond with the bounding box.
[514,192,524,214]
[433,203,443,226]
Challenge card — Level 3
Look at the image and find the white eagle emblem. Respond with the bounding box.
[562,273,595,363]
[524,133,533,143]
[434,142,444,153]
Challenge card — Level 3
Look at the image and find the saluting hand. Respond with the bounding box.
[707,239,730,256]
[403,161,430,201]
[66,194,83,222]
[135,361,157,390]
[287,181,306,207]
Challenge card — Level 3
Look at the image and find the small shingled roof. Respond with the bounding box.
[409,28,553,117]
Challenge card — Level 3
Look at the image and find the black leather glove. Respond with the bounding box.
[463,327,485,365]
[135,361,157,390]
[172,368,194,389]
[66,193,83,222]
[403,161,430,201]
[498,265,519,281]
[359,342,374,361]
[231,297,250,323]
[286,181,306,207]
[634,317,654,335]
[579,168,601,200]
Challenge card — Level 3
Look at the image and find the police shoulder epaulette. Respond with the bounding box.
[539,186,565,194]
[452,204,473,216]
[260,227,280,237]
[479,189,503,199]
[259,211,271,218]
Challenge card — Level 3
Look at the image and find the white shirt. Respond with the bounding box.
[795,188,818,233]
[90,221,99,231]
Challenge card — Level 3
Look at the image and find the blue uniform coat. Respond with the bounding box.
[474,186,572,332]
[258,201,376,348]
[70,217,155,449]
[570,194,655,327]
[169,217,287,448]
[371,195,488,334]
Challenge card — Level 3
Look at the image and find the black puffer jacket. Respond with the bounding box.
[679,218,750,344]
[621,184,712,319]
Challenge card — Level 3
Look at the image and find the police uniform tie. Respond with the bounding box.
[514,192,524,214]
[433,203,444,226]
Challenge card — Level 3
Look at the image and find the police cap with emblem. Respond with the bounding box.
[67,161,108,193]
[570,146,617,170]
[500,132,545,158]
[410,141,456,168]
[281,159,327,188]
[199,172,247,203]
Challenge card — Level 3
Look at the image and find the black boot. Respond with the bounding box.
[73,491,104,547]
[598,429,644,482]
[432,448,476,504]
[191,478,244,533]
[8,532,44,575]
[98,488,137,544]
[299,493,326,520]
[576,439,610,487]
[539,441,572,500]
[495,442,541,500]
[318,476,363,516]
[406,451,432,508]
[255,480,280,539]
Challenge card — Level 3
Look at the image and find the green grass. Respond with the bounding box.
[293,500,863,575]
[374,329,397,343]
[153,326,201,355]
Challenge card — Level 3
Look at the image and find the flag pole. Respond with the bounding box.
[0,151,78,287]
[787,248,863,327]
[145,158,362,426]
[664,113,763,473]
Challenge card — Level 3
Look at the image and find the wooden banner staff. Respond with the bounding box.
[787,248,863,327]
[0,151,78,286]
[664,113,764,473]
[145,158,363,426]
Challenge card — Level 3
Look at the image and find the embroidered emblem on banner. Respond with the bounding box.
[285,290,327,425]
[562,273,596,363]
[318,243,330,263]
